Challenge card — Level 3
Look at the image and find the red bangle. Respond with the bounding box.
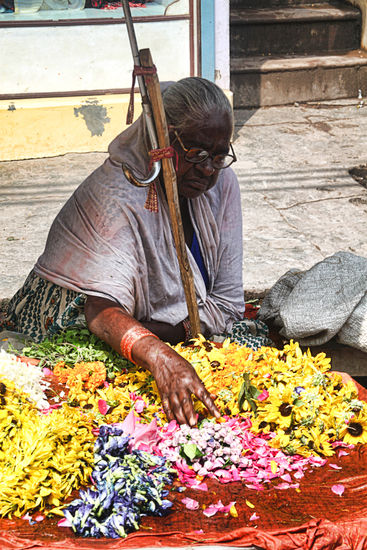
[120,326,158,363]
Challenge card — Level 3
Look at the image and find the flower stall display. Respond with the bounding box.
[0,327,365,542]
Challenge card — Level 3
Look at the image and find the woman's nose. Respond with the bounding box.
[196,158,216,176]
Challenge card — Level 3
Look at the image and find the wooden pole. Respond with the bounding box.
[139,48,201,337]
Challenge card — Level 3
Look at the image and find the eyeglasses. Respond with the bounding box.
[173,130,237,170]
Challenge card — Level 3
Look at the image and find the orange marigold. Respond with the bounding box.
[53,361,106,392]
[53,361,71,383]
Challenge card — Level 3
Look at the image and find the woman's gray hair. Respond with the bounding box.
[162,77,233,133]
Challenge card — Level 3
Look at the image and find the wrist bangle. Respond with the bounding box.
[120,326,158,363]
[182,317,192,342]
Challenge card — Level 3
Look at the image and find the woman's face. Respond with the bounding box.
[172,108,233,200]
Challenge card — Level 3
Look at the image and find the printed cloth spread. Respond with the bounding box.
[33,114,245,337]
[258,251,367,352]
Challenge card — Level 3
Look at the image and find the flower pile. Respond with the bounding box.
[0,379,95,518]
[172,338,367,456]
[157,417,326,490]
[63,424,174,538]
[236,341,367,455]
[54,360,107,391]
[0,349,50,409]
[3,328,364,532]
[18,332,367,460]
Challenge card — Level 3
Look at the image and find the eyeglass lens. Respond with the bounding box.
[185,148,234,169]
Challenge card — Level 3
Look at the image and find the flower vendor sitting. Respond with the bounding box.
[2,78,268,426]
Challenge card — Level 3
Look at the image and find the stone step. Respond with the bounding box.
[231,4,361,56]
[231,0,333,8]
[230,51,367,107]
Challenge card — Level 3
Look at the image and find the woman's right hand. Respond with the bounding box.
[133,335,220,426]
[85,295,219,426]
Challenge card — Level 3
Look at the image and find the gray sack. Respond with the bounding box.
[258,251,367,352]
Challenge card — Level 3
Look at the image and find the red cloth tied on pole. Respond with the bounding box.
[126,65,157,125]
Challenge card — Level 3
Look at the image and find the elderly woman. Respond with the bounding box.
[4,77,251,426]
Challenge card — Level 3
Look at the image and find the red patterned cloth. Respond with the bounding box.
[89,0,148,9]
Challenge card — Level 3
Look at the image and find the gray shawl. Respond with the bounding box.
[34,116,245,336]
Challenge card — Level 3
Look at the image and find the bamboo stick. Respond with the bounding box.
[139,48,201,337]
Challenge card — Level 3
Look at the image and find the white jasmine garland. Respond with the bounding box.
[0,350,50,409]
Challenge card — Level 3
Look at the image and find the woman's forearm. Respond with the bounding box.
[84,295,219,426]
[85,295,186,346]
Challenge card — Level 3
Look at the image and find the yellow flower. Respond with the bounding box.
[340,411,367,445]
[0,381,95,518]
[256,386,295,429]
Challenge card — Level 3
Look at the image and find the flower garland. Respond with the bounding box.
[63,425,174,538]
[0,379,95,518]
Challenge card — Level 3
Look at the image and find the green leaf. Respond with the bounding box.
[181,443,203,462]
[238,372,259,414]
[20,326,132,379]
[238,382,247,411]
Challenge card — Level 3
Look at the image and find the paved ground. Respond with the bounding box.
[1,98,366,301]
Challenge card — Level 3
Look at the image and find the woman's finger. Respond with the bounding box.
[194,384,220,418]
[169,392,190,426]
[161,396,174,423]
[179,391,197,427]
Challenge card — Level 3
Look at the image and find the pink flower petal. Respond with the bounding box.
[215,469,234,482]
[134,400,146,413]
[203,500,235,517]
[331,484,345,496]
[34,515,44,522]
[250,512,259,521]
[274,482,299,490]
[176,459,196,477]
[338,450,349,458]
[181,497,199,510]
[164,420,179,434]
[58,517,72,527]
[119,409,136,435]
[203,505,219,517]
[329,463,342,470]
[192,482,208,491]
[281,473,292,483]
[117,412,159,452]
[132,418,158,452]
[257,390,269,401]
[97,399,109,415]
[42,368,53,377]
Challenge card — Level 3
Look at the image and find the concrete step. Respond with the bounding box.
[231,4,361,56]
[231,50,367,107]
[231,0,328,7]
